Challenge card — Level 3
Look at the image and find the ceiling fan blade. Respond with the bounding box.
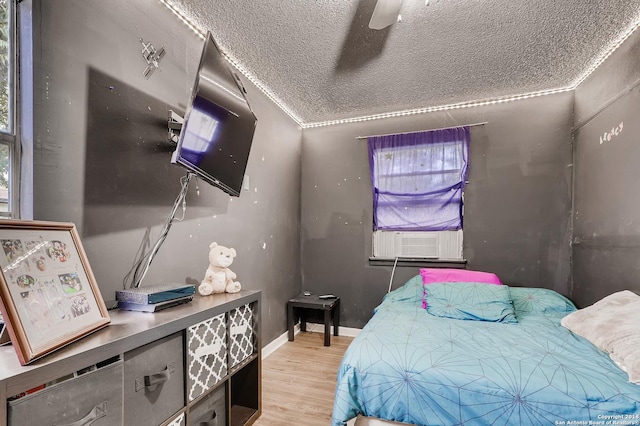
[369,0,403,30]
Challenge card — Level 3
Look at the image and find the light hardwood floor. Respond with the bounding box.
[254,331,354,426]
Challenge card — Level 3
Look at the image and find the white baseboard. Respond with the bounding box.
[303,322,362,337]
[262,323,362,360]
[262,325,299,359]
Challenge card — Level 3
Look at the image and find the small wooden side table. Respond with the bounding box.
[287,294,340,346]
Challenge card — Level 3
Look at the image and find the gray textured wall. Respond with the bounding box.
[25,0,635,340]
[28,0,302,345]
[572,29,640,308]
[301,93,574,328]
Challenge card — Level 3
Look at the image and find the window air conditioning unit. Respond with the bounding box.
[373,230,463,259]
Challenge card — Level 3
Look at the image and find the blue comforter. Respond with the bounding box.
[332,277,640,425]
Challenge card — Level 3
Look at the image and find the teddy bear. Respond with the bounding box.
[198,242,242,296]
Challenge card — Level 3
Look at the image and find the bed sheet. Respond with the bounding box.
[332,277,640,425]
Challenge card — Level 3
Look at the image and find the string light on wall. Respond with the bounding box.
[302,87,574,129]
[158,0,304,127]
[158,0,205,39]
[159,0,640,130]
[570,18,640,88]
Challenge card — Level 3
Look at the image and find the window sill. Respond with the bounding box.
[368,257,467,268]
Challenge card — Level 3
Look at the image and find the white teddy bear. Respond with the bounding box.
[198,242,242,296]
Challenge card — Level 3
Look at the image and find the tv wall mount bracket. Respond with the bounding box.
[168,110,183,144]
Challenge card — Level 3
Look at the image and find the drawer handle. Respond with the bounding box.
[194,341,222,359]
[198,409,217,426]
[54,401,107,426]
[135,362,176,392]
[230,321,249,336]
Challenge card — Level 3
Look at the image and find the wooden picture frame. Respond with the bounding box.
[0,220,110,365]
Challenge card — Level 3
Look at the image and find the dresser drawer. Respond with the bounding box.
[124,332,185,425]
[187,384,226,426]
[186,313,228,401]
[8,360,123,426]
[229,303,257,368]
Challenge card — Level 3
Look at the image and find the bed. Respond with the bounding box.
[332,274,640,426]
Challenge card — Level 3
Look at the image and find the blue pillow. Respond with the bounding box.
[424,282,518,323]
[508,287,576,315]
[383,275,424,304]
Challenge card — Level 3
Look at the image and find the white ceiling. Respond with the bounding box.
[166,0,640,126]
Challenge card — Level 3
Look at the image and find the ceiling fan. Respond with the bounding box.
[369,0,404,30]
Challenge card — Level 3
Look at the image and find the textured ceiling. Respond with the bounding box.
[166,0,640,126]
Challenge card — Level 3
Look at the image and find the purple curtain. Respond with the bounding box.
[368,126,470,231]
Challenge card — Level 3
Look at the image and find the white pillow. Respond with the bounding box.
[561,290,640,384]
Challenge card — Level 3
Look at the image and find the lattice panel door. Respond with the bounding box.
[187,313,228,401]
[229,303,257,368]
[166,412,185,426]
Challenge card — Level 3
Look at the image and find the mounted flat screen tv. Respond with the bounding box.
[172,32,257,197]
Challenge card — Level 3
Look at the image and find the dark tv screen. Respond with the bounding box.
[172,32,257,197]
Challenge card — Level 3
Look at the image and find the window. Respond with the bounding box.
[0,0,16,217]
[368,127,470,259]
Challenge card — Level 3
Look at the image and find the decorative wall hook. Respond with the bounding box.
[140,38,166,79]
